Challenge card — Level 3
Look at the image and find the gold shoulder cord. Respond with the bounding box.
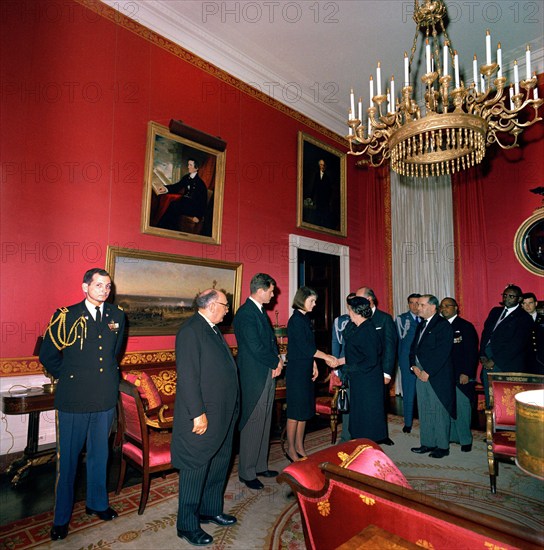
[44,308,87,351]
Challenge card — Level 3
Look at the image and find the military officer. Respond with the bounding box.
[40,268,126,541]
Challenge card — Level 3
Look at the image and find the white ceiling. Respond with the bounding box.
[105,0,544,135]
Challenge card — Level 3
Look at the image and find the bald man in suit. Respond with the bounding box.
[410,294,455,459]
[172,289,239,547]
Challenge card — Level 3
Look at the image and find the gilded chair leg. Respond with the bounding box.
[487,452,497,494]
[330,413,338,445]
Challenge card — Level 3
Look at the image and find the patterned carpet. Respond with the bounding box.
[1,417,542,549]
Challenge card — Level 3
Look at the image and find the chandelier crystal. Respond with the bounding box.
[346,0,543,177]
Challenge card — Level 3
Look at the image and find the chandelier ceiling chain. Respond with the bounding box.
[346,0,543,178]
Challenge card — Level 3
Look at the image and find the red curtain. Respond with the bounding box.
[452,166,491,332]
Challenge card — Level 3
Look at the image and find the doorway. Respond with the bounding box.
[288,234,350,379]
[297,248,340,354]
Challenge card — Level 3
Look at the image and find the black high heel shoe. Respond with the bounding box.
[296,452,307,459]
[284,452,294,463]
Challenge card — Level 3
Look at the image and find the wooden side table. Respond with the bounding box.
[1,389,56,486]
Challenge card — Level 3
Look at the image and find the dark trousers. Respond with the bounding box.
[177,415,236,531]
[54,408,115,525]
[238,375,275,480]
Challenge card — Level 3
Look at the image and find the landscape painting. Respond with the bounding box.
[105,247,242,336]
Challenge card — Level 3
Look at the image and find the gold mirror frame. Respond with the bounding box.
[514,209,544,276]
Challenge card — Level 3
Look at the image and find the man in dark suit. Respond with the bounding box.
[410,294,455,459]
[521,292,544,374]
[40,268,126,541]
[356,286,398,445]
[440,297,479,452]
[171,289,239,547]
[480,284,533,406]
[157,158,208,233]
[395,293,421,433]
[233,273,283,490]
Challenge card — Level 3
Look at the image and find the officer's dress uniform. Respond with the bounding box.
[40,300,126,526]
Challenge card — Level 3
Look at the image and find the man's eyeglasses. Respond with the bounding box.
[216,301,230,310]
[502,293,518,299]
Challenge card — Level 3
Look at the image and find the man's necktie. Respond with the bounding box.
[95,306,102,324]
[492,308,508,332]
[418,319,427,342]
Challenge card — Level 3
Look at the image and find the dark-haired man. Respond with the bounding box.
[395,293,421,433]
[521,292,544,374]
[440,297,479,452]
[410,294,455,458]
[480,285,533,405]
[234,273,283,490]
[157,158,208,232]
[40,268,126,541]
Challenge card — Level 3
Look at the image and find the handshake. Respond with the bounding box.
[324,355,340,368]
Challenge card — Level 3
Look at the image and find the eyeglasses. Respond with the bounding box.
[502,293,518,299]
[216,301,230,310]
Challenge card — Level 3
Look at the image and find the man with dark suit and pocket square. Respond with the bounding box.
[480,284,533,406]
[410,294,455,459]
[233,273,283,490]
[172,289,239,547]
[440,297,479,452]
[39,268,126,541]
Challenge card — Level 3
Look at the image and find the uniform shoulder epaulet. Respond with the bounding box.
[58,306,70,314]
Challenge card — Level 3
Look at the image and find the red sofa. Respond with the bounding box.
[278,439,542,550]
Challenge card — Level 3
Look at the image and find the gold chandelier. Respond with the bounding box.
[346,0,543,177]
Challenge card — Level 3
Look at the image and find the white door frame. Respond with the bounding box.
[288,234,350,313]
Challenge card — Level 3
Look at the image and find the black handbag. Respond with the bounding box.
[337,384,349,413]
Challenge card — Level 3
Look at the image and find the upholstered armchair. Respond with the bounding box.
[278,439,542,550]
[116,379,173,514]
[485,372,544,494]
[315,371,343,444]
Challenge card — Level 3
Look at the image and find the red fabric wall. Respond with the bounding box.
[453,105,544,334]
[0,0,389,359]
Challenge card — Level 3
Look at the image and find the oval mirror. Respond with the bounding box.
[514,210,544,276]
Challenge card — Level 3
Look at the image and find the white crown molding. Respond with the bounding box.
[102,0,347,135]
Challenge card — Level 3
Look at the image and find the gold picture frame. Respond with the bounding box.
[105,246,242,336]
[514,209,544,276]
[297,132,347,237]
[141,121,226,245]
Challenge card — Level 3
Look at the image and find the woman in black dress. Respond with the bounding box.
[337,296,386,442]
[286,287,336,462]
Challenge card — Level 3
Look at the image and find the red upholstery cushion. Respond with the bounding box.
[123,431,172,467]
[339,443,412,488]
[283,439,383,491]
[492,430,516,457]
[123,370,163,410]
[315,396,333,414]
[329,371,342,392]
[492,382,532,427]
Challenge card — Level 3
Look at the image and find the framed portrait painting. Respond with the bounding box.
[297,132,347,237]
[105,247,242,336]
[141,121,226,245]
